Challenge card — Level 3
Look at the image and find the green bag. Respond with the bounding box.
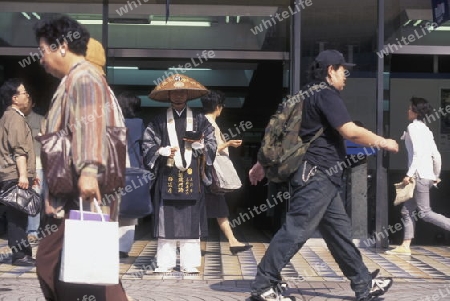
[257,84,325,183]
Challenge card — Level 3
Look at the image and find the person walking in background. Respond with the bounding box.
[116,91,145,259]
[143,74,216,274]
[85,37,106,76]
[33,14,128,300]
[386,97,445,256]
[85,38,140,260]
[247,50,398,301]
[23,94,45,246]
[200,90,252,255]
[0,78,36,266]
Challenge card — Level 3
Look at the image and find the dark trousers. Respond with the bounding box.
[0,179,32,261]
[6,206,32,260]
[251,162,372,299]
[36,216,128,301]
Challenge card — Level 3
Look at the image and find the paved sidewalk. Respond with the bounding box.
[0,278,448,300]
[0,222,449,300]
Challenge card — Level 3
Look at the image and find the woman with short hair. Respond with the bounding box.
[33,14,128,301]
[201,90,252,255]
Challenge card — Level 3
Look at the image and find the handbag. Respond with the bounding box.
[393,178,415,206]
[210,155,242,194]
[119,167,154,218]
[97,126,127,194]
[60,198,119,285]
[37,127,126,197]
[0,184,41,216]
[36,128,77,197]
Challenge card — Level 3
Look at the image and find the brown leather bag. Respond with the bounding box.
[37,126,127,197]
[36,128,78,197]
[37,69,127,197]
[97,126,127,194]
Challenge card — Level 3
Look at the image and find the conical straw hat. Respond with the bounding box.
[149,74,208,102]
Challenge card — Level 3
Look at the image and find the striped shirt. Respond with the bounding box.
[43,60,125,176]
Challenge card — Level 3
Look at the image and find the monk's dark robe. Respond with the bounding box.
[142,107,216,239]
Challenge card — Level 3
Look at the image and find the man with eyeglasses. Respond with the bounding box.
[0,78,36,266]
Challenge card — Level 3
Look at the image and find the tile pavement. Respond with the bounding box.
[0,222,449,300]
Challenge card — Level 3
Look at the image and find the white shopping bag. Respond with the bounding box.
[59,198,119,285]
[212,156,242,193]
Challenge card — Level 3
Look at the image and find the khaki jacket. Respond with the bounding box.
[0,107,36,181]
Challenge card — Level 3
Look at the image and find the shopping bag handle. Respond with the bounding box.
[78,197,106,222]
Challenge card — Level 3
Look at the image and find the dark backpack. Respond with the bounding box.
[257,84,326,183]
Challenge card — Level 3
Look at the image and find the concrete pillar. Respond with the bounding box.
[350,163,368,240]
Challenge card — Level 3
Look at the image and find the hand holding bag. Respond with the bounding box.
[394,178,415,206]
[0,184,41,216]
[59,198,119,285]
[210,155,242,194]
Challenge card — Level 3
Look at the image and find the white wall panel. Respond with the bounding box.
[341,78,377,131]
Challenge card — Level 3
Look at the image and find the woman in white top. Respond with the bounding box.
[386,97,446,255]
[201,90,252,255]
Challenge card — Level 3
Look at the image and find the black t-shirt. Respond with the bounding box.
[299,83,352,185]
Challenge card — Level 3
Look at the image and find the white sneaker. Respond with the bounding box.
[369,277,393,297]
[182,267,200,274]
[154,267,173,273]
[250,288,294,301]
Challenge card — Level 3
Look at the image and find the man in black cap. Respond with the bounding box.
[247,49,398,301]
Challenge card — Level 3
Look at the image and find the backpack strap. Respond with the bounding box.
[310,127,324,143]
[279,127,323,162]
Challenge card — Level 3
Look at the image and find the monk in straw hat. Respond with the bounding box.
[143,74,217,273]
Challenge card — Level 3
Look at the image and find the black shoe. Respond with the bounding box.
[370,268,380,279]
[12,255,35,267]
[274,281,289,294]
[357,276,393,301]
[230,245,253,255]
[119,251,129,259]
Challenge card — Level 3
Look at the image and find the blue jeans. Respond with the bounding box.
[251,162,372,299]
[27,169,45,236]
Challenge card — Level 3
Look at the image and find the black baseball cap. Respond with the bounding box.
[314,50,355,68]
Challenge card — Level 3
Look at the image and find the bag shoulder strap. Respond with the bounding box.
[310,127,323,142]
